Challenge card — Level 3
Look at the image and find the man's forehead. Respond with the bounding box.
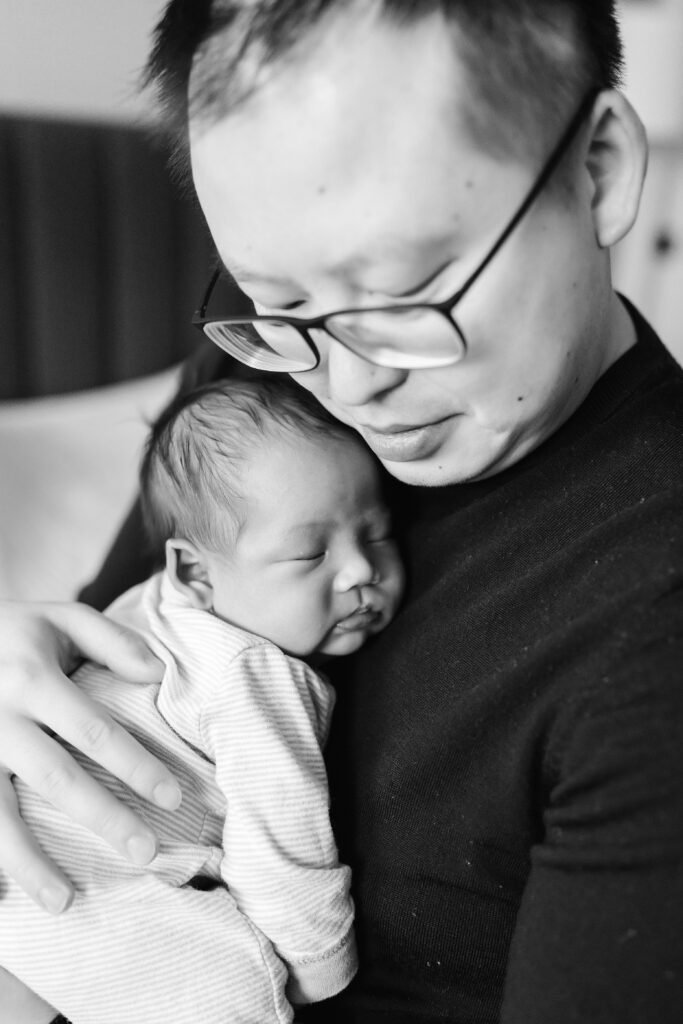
[190,6,475,153]
[187,1,546,177]
[189,0,392,132]
[189,5,534,293]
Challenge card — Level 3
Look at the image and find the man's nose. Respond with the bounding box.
[333,547,377,594]
[325,337,408,408]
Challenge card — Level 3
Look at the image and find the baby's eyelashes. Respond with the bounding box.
[282,550,328,569]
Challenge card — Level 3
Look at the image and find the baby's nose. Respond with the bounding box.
[333,550,378,593]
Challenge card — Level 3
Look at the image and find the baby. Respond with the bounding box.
[0,378,404,1024]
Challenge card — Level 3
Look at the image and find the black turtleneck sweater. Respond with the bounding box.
[80,301,683,1023]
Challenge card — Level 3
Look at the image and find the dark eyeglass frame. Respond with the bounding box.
[193,90,597,371]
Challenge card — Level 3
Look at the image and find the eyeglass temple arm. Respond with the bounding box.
[450,90,599,303]
[195,265,223,320]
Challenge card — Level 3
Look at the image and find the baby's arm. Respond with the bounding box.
[201,643,357,1005]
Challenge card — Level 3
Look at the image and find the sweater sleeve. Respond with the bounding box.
[199,643,357,1005]
[501,585,683,1024]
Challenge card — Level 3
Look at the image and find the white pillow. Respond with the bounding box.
[0,367,179,602]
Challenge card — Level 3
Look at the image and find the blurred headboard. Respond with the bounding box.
[0,114,215,399]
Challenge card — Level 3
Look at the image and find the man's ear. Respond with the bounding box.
[584,90,648,249]
[165,539,214,610]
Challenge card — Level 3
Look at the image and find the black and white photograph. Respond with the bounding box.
[0,2,682,1022]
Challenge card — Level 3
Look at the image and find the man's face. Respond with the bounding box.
[190,7,618,485]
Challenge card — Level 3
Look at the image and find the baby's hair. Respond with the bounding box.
[140,376,354,559]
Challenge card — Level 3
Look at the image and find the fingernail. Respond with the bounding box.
[126,834,157,865]
[39,885,72,915]
[153,781,182,810]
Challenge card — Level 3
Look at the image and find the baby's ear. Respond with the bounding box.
[165,539,214,610]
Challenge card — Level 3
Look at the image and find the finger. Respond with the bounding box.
[26,672,182,810]
[47,603,164,682]
[0,772,73,914]
[0,964,57,1020]
[11,723,161,868]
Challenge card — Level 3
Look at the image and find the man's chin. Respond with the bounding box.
[375,451,485,487]
[375,432,523,487]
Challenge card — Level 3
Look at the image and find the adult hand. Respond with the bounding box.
[0,965,56,1023]
[0,601,181,914]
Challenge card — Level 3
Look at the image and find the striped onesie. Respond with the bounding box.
[0,572,357,1024]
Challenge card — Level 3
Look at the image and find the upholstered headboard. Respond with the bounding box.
[0,114,215,399]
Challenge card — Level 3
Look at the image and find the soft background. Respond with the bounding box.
[0,0,682,601]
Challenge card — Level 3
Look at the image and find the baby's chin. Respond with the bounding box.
[279,629,368,661]
[317,627,375,659]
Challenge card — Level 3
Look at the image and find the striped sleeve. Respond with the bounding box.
[199,643,357,1004]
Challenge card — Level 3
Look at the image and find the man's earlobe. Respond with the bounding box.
[585,90,648,249]
[165,539,214,610]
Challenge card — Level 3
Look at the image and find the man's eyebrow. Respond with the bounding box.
[358,230,458,264]
[224,231,459,287]
[223,260,290,287]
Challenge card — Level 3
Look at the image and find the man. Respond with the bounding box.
[1,1,682,1021]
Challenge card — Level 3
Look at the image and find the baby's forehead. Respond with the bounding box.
[243,425,385,506]
[258,418,369,465]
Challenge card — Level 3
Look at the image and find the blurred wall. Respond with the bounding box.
[0,2,216,403]
[615,0,683,364]
[0,0,166,122]
[619,0,683,143]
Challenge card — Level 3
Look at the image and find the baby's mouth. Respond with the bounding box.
[333,605,381,633]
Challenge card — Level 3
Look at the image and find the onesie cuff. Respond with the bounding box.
[284,926,358,1004]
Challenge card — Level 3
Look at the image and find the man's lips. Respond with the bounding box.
[358,415,458,462]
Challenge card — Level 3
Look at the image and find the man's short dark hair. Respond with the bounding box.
[140,376,353,558]
[145,0,623,177]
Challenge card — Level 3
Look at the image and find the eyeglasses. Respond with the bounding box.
[193,91,596,373]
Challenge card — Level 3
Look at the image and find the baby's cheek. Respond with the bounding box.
[382,548,406,601]
[300,588,336,638]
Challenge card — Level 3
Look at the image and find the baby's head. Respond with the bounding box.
[140,378,404,657]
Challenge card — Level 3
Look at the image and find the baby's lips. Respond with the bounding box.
[334,607,381,632]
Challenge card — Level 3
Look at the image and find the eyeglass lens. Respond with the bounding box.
[322,308,465,369]
[205,306,466,372]
[203,320,313,372]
